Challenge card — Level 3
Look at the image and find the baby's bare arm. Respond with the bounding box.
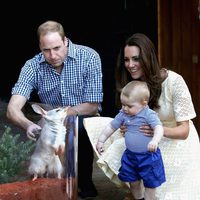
[148,125,164,152]
[96,123,115,155]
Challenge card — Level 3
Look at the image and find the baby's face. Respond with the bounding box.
[121,96,145,116]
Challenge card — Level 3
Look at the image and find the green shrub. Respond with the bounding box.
[0,126,35,184]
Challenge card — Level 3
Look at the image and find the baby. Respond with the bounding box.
[96,81,165,200]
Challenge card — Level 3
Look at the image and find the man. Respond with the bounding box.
[6,20,103,198]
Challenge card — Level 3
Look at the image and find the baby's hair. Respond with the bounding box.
[121,80,150,103]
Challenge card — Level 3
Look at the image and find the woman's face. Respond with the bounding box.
[124,45,144,80]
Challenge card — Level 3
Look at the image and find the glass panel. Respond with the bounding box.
[64,116,78,200]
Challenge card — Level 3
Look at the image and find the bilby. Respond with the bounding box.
[28,104,69,181]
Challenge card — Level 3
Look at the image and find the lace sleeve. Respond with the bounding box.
[172,75,196,121]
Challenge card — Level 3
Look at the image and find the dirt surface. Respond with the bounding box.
[0,100,128,200]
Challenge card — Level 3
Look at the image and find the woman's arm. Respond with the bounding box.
[163,120,189,139]
[141,120,189,140]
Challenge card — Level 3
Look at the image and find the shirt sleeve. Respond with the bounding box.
[110,111,124,130]
[11,61,36,100]
[82,51,103,103]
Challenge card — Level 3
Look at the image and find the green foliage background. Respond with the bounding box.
[0,126,35,184]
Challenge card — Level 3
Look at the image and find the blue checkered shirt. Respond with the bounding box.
[12,39,103,109]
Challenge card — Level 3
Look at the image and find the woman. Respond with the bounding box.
[84,33,200,199]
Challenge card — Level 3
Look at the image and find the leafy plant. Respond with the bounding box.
[0,126,35,184]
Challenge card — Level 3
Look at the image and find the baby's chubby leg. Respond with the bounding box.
[130,181,144,199]
[144,187,156,200]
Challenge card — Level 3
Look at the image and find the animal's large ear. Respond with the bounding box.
[31,104,47,116]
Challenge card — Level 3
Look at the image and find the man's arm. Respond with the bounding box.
[6,95,41,141]
[7,95,33,130]
[67,102,99,116]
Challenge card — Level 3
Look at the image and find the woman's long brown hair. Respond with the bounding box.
[115,33,165,110]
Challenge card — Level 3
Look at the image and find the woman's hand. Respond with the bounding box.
[140,124,154,137]
[120,124,154,137]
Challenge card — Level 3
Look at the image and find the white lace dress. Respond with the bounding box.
[83,70,200,200]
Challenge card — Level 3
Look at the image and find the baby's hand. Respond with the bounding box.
[147,140,158,152]
[119,125,127,136]
[96,141,104,155]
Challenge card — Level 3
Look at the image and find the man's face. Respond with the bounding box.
[39,32,67,68]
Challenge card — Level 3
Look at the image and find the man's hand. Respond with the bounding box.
[66,106,79,116]
[26,124,42,141]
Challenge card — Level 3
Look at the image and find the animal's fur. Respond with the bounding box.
[28,104,68,181]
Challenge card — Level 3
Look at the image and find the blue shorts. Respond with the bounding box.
[118,148,166,188]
